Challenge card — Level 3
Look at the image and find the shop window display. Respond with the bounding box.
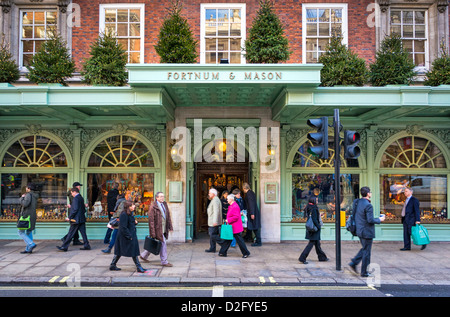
[1,173,68,220]
[380,174,448,222]
[292,173,359,221]
[87,173,154,218]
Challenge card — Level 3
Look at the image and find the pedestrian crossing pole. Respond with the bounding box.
[333,109,342,271]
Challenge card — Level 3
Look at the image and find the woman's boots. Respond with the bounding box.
[109,255,146,273]
[109,255,121,271]
[133,256,147,273]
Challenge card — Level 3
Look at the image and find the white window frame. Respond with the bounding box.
[99,3,145,64]
[200,3,246,64]
[302,3,348,64]
[19,9,58,69]
[389,8,429,73]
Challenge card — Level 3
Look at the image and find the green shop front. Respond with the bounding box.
[0,64,449,242]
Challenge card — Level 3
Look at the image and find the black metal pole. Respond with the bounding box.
[334,109,342,271]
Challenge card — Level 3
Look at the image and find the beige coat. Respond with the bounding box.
[207,196,222,227]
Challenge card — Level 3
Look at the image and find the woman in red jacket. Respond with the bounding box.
[218,194,250,258]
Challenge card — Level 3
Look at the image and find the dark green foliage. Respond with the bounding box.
[26,33,75,86]
[369,33,416,86]
[244,0,291,63]
[155,0,198,63]
[82,31,128,86]
[0,37,20,83]
[424,43,450,86]
[319,35,368,87]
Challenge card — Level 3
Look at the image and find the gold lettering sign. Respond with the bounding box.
[167,72,282,81]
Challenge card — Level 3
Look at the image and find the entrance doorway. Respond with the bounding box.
[194,162,250,237]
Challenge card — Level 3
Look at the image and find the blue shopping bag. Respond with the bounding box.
[411,224,430,246]
[220,224,234,240]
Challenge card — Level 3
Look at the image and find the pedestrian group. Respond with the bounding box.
[17,181,426,276]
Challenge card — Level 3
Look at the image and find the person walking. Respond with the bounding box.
[139,192,174,267]
[109,201,146,273]
[205,188,223,253]
[104,182,120,244]
[102,194,126,253]
[18,183,38,254]
[243,183,262,246]
[57,187,91,251]
[62,182,84,246]
[298,196,328,264]
[400,187,424,250]
[218,194,250,258]
[348,186,385,277]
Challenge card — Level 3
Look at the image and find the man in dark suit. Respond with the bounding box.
[401,186,424,250]
[243,183,262,247]
[349,186,385,277]
[57,187,91,251]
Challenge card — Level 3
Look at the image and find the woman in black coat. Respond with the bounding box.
[109,201,146,273]
[299,196,329,264]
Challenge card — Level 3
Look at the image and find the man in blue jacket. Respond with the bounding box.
[349,186,385,277]
[400,187,424,251]
[57,187,91,251]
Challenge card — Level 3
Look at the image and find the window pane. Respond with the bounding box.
[403,25,413,38]
[403,11,413,24]
[218,38,228,51]
[415,11,425,24]
[118,38,128,50]
[23,41,33,52]
[105,9,116,22]
[130,51,140,63]
[415,25,425,38]
[230,38,240,50]
[390,11,401,24]
[46,11,57,24]
[414,40,425,53]
[117,24,128,37]
[230,23,241,36]
[403,40,413,53]
[34,11,45,25]
[218,9,229,22]
[318,9,329,22]
[117,9,128,22]
[380,174,447,220]
[206,9,217,22]
[390,25,401,36]
[306,9,317,22]
[292,173,360,220]
[34,26,46,38]
[130,9,140,22]
[22,26,33,38]
[206,52,216,64]
[1,174,68,220]
[230,52,241,63]
[218,23,229,36]
[22,12,33,25]
[129,23,140,36]
[318,38,329,51]
[87,173,155,218]
[319,23,330,36]
[206,38,216,50]
[130,38,140,51]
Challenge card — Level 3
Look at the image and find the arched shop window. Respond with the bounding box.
[379,135,448,222]
[290,136,361,221]
[86,135,157,218]
[1,135,70,220]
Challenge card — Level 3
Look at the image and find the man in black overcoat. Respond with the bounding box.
[57,187,91,251]
[243,183,262,246]
[400,186,423,250]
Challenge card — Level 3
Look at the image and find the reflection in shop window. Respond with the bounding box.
[87,173,154,218]
[292,173,359,221]
[380,175,447,222]
[1,173,68,220]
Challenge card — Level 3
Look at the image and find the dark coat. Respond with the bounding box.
[114,211,140,257]
[402,196,421,227]
[305,204,321,241]
[148,201,173,242]
[353,198,381,239]
[68,194,86,224]
[19,191,38,230]
[244,190,261,230]
[106,188,119,214]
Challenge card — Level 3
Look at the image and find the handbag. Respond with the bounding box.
[108,217,119,228]
[144,235,162,255]
[411,224,430,246]
[17,215,31,230]
[305,214,318,232]
[220,223,234,240]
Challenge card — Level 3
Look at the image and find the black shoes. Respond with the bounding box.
[56,246,68,252]
[421,245,427,250]
[80,246,91,250]
[400,248,411,251]
[205,249,216,253]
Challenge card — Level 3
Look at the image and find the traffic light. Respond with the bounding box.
[343,130,360,159]
[307,117,328,159]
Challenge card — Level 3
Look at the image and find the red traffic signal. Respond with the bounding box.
[343,130,360,159]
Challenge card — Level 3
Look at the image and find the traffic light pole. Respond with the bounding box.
[333,109,342,271]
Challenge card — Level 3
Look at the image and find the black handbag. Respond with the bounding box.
[144,235,161,255]
[108,217,119,228]
[305,214,318,232]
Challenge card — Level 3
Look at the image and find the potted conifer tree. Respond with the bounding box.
[369,33,416,86]
[155,0,198,63]
[424,42,450,86]
[0,36,20,84]
[81,31,128,86]
[26,32,75,86]
[244,0,291,63]
[319,34,368,87]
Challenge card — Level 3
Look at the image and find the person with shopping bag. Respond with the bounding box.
[400,187,426,251]
[218,194,250,258]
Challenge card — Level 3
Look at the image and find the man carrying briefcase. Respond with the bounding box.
[140,192,173,267]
